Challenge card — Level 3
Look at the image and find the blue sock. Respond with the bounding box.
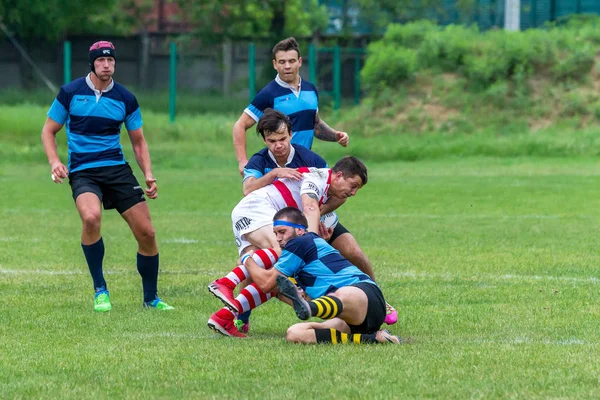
[238,310,251,324]
[82,238,106,291]
[137,253,159,303]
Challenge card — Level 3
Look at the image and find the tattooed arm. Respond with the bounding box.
[314,112,349,147]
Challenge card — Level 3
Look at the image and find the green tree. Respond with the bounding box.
[175,0,328,41]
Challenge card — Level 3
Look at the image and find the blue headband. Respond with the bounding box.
[273,220,306,230]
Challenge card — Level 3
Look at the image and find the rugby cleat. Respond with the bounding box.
[143,297,174,310]
[208,309,247,338]
[207,279,238,312]
[94,289,112,312]
[384,302,398,325]
[375,329,401,344]
[276,275,311,320]
[234,319,249,334]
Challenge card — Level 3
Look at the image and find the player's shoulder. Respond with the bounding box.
[111,81,137,102]
[248,148,271,164]
[284,232,317,252]
[61,77,88,94]
[292,144,327,165]
[301,79,318,92]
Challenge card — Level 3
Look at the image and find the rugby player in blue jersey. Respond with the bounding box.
[233,37,348,176]
[242,207,400,345]
[41,41,173,312]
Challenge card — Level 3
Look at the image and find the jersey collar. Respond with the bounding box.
[86,73,114,101]
[268,145,296,167]
[275,74,301,97]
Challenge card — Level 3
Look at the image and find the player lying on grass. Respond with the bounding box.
[233,108,397,331]
[207,156,367,337]
[236,207,400,344]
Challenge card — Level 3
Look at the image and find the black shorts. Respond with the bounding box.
[68,163,145,214]
[347,282,386,334]
[328,221,350,244]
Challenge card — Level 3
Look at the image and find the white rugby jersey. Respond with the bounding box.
[260,167,332,210]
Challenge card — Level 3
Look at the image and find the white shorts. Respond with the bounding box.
[231,192,277,255]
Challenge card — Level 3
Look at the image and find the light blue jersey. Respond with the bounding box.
[47,74,142,173]
[275,232,377,299]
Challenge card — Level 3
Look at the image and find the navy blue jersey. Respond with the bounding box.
[243,144,328,182]
[275,232,376,299]
[244,76,318,149]
[47,75,143,173]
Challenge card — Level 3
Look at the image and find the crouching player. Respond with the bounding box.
[242,207,400,344]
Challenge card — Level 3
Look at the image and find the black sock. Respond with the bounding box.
[238,310,251,324]
[137,253,159,303]
[308,296,344,319]
[82,238,106,291]
[314,328,378,344]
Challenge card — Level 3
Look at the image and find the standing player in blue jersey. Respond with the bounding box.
[241,207,400,345]
[233,37,348,176]
[41,41,173,312]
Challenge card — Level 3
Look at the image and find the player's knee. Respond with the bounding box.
[137,226,156,244]
[285,326,301,343]
[286,324,311,344]
[81,212,101,232]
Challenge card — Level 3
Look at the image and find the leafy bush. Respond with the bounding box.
[361,42,418,90]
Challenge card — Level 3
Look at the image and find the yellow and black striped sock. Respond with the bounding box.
[308,296,343,319]
[314,329,378,344]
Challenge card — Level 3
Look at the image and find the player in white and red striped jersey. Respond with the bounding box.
[207,156,367,338]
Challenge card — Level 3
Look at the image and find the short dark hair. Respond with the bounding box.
[273,207,308,228]
[256,108,292,139]
[332,156,368,186]
[272,37,301,59]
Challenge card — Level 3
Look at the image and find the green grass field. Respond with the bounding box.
[2,103,600,399]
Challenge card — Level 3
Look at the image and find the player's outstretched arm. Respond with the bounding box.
[243,168,303,196]
[128,128,158,199]
[313,112,349,147]
[41,117,68,183]
[233,113,258,176]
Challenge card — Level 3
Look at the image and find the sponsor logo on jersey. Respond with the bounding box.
[307,182,320,195]
[235,217,253,232]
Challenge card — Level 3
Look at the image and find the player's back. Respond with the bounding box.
[275,232,376,300]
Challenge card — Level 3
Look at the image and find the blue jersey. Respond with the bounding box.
[275,232,376,299]
[47,75,143,173]
[243,144,328,182]
[244,76,318,149]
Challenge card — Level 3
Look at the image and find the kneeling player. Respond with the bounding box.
[242,207,400,344]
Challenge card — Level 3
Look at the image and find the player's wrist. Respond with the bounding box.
[241,253,252,265]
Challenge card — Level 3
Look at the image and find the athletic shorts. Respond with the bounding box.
[231,192,277,254]
[68,163,145,214]
[346,282,386,334]
[328,221,350,244]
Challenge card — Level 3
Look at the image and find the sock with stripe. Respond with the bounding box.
[218,248,279,288]
[314,328,378,344]
[308,296,344,319]
[82,237,106,291]
[232,283,276,313]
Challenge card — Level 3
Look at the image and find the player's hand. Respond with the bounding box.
[238,160,248,177]
[336,131,349,147]
[272,168,303,180]
[318,221,334,241]
[145,176,158,199]
[50,161,69,184]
